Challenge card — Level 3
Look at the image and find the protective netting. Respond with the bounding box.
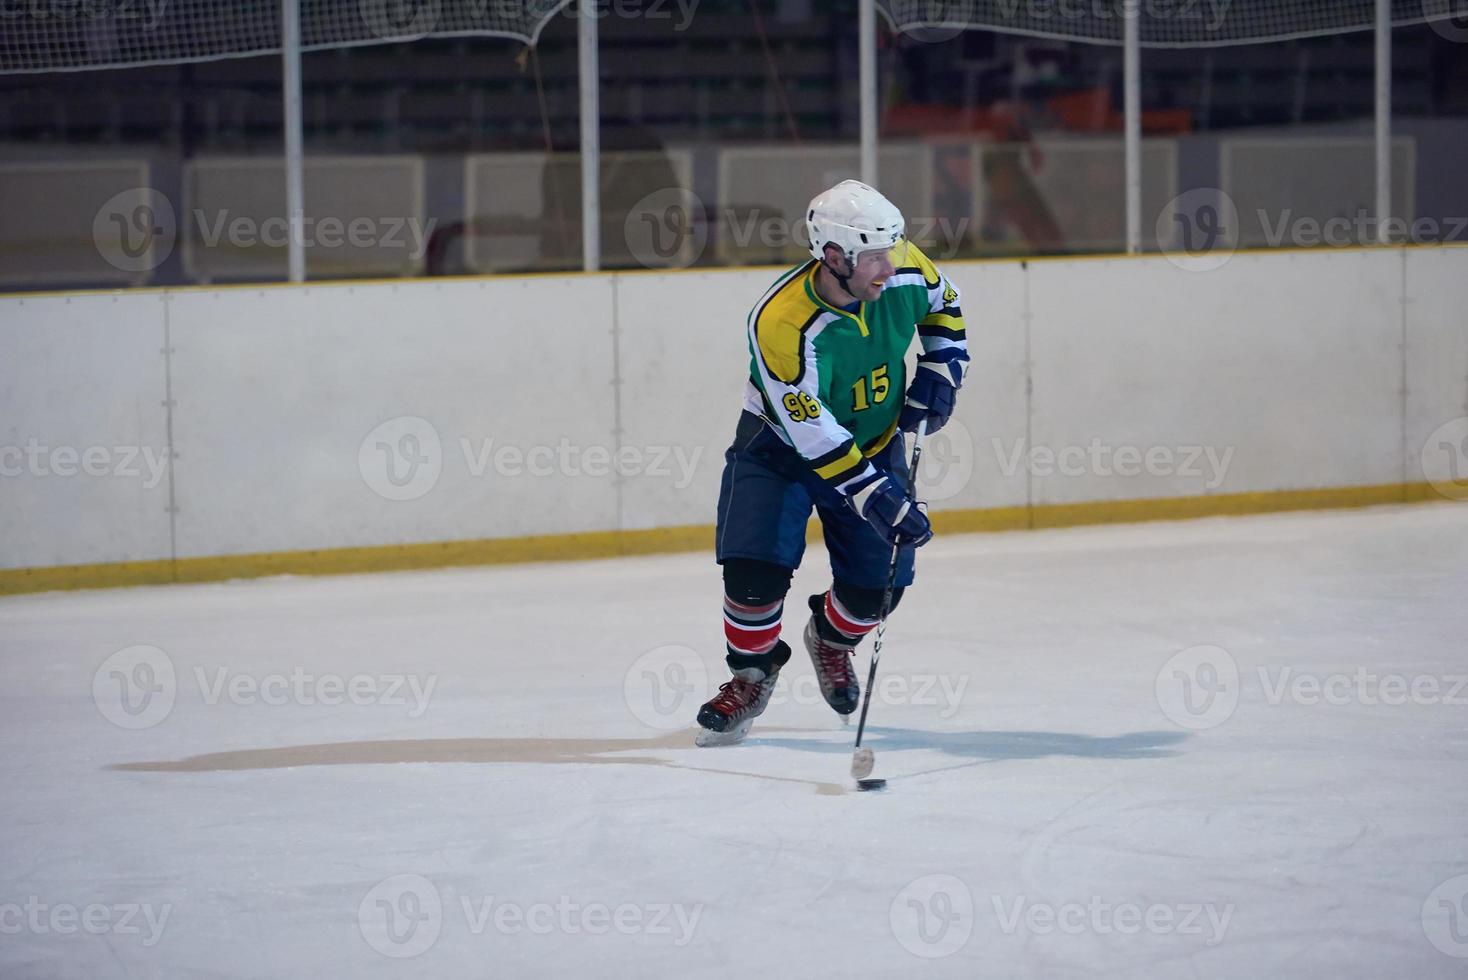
[0,0,573,74]
[3,0,1468,73]
[881,0,1468,47]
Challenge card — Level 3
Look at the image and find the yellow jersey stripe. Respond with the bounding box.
[814,445,865,481]
[920,312,964,332]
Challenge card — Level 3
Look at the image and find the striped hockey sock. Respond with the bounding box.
[821,590,881,642]
[723,595,784,663]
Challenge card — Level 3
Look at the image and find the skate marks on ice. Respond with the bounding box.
[104,728,1186,795]
[105,727,851,796]
[744,726,1189,779]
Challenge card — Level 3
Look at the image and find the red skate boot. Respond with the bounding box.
[695,641,790,746]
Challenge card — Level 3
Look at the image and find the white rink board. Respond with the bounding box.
[0,292,173,569]
[1025,250,1406,505]
[1404,248,1468,490]
[3,246,1465,571]
[921,260,1029,512]
[613,271,755,531]
[166,278,618,558]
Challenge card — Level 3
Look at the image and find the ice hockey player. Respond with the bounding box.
[695,179,970,745]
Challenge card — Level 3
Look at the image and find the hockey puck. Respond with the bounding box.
[856,778,887,791]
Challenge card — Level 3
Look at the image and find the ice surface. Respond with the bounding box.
[2,502,1467,979]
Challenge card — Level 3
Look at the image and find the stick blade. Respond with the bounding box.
[851,746,875,780]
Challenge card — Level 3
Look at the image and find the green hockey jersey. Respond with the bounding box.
[742,244,968,493]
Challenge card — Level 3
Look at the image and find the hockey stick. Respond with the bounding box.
[851,417,928,788]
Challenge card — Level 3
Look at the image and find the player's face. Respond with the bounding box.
[847,241,906,302]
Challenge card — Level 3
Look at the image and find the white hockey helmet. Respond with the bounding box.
[805,179,907,266]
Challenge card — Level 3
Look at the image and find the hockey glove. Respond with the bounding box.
[899,351,970,434]
[847,474,932,548]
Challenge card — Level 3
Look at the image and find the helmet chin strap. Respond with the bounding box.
[820,251,857,301]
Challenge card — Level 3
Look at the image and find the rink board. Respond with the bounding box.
[1,245,1465,591]
[1026,249,1405,503]
[0,291,174,570]
[165,278,620,559]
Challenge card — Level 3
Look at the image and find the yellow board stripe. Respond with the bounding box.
[0,482,1451,597]
[0,525,714,596]
[931,481,1447,536]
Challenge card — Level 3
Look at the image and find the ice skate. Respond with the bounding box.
[695,642,789,746]
[804,594,862,716]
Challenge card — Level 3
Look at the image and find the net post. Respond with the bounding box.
[1124,0,1142,254]
[1375,0,1392,244]
[859,0,878,187]
[579,0,601,272]
[281,0,306,283]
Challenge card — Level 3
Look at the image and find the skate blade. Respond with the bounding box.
[695,719,753,747]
